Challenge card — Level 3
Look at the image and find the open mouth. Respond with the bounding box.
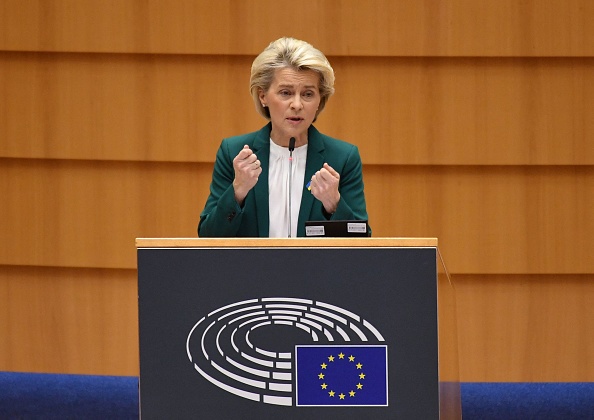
[287,117,303,123]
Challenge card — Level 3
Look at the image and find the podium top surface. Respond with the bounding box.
[135,237,438,248]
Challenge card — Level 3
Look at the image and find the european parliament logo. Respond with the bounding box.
[186,297,388,407]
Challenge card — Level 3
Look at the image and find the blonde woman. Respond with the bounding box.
[199,37,369,237]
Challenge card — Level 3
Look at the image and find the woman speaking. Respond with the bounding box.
[198,37,369,237]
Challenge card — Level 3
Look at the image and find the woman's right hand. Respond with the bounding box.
[232,145,261,205]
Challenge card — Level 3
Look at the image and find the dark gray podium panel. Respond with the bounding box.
[138,246,439,419]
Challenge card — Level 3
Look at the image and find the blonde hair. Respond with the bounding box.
[250,37,335,120]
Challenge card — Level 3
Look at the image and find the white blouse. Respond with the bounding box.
[268,139,308,237]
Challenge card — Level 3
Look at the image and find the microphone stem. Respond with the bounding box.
[287,137,296,238]
[288,152,293,238]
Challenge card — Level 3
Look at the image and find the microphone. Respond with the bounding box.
[288,137,296,238]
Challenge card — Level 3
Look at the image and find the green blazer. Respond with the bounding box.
[198,123,369,237]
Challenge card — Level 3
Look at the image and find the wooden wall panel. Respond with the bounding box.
[0,52,259,162]
[1,0,592,383]
[0,265,138,376]
[1,0,593,56]
[3,266,593,381]
[454,274,594,382]
[319,57,594,165]
[0,159,209,269]
[365,165,594,274]
[2,52,593,165]
[2,159,592,274]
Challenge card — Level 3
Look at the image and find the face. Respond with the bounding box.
[259,67,321,147]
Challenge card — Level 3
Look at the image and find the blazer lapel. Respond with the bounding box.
[297,125,325,236]
[252,124,272,237]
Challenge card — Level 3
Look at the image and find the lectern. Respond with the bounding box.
[136,238,460,419]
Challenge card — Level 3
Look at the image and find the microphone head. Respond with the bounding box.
[289,137,296,152]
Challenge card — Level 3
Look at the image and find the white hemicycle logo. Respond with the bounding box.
[186,297,385,406]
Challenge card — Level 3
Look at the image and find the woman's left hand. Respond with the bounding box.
[309,163,340,214]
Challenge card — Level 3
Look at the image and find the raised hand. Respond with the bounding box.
[309,162,340,214]
[232,145,261,205]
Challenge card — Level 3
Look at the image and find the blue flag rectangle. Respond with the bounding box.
[295,345,388,406]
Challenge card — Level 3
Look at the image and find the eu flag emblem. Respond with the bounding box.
[295,345,388,406]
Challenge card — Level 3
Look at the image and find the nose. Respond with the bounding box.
[290,94,303,110]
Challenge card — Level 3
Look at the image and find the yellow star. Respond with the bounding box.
[356,362,363,369]
[359,373,366,379]
[318,373,325,379]
[348,355,355,362]
[357,383,363,389]
[339,393,346,400]
[328,355,335,362]
[321,362,327,369]
[338,352,345,359]
[321,383,328,389]
[349,390,356,397]
[329,390,335,397]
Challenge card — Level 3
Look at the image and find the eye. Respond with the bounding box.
[302,90,316,100]
[279,90,292,97]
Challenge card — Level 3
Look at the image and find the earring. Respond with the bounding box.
[262,103,267,108]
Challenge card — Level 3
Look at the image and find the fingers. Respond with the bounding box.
[233,145,260,170]
[309,164,341,214]
[311,163,339,186]
[322,163,340,179]
[235,145,256,163]
[315,168,334,183]
[232,145,261,204]
[309,165,339,196]
[236,144,251,159]
[246,157,260,171]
